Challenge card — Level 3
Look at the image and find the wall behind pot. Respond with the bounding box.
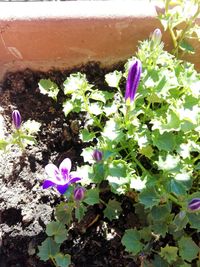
[0,1,199,81]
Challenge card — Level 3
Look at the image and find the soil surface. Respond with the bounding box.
[0,62,143,267]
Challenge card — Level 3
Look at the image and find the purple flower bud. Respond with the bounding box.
[151,28,162,46]
[74,186,85,201]
[92,149,103,162]
[188,198,200,212]
[12,110,21,129]
[125,59,142,103]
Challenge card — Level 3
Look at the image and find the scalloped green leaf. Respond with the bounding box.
[55,253,71,267]
[139,187,161,209]
[103,199,122,221]
[121,229,143,255]
[178,236,199,262]
[46,221,68,244]
[160,245,178,264]
[38,237,60,261]
[38,79,59,100]
[84,188,100,205]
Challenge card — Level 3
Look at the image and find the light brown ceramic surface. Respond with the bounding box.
[0,1,199,80]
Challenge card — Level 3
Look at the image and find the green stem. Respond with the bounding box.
[50,256,58,267]
[173,2,200,56]
[168,193,182,207]
[82,92,103,130]
[100,198,107,206]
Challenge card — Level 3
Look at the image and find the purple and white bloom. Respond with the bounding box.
[43,158,81,194]
[125,59,142,103]
[12,110,21,129]
[92,149,103,162]
[74,186,85,201]
[188,198,200,212]
[151,28,162,46]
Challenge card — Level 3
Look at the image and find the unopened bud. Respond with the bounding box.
[74,187,85,201]
[92,149,103,162]
[125,58,142,103]
[188,198,200,212]
[12,110,21,129]
[151,28,162,46]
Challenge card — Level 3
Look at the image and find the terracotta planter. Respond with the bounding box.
[0,1,199,81]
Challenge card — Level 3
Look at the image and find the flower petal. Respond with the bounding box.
[43,180,56,189]
[69,177,81,184]
[45,163,59,180]
[57,184,69,194]
[59,158,71,179]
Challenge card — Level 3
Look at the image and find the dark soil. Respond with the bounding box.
[0,62,142,267]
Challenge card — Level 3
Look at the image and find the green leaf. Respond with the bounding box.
[152,222,168,237]
[38,237,60,261]
[152,110,181,134]
[93,163,105,183]
[152,254,168,267]
[139,187,161,209]
[75,203,87,222]
[102,118,123,142]
[89,102,103,115]
[108,159,127,178]
[0,139,8,150]
[157,154,181,172]
[62,100,74,116]
[55,202,74,226]
[160,245,178,264]
[89,90,114,103]
[130,175,147,191]
[180,40,195,54]
[84,188,100,205]
[106,159,130,194]
[178,236,199,262]
[105,70,122,88]
[107,175,129,195]
[139,145,154,159]
[79,129,95,142]
[187,213,200,231]
[46,221,68,244]
[103,199,122,221]
[121,229,143,255]
[22,120,41,135]
[38,79,59,100]
[152,131,176,152]
[63,72,91,94]
[62,99,82,116]
[81,147,95,164]
[54,253,71,267]
[166,179,187,195]
[173,212,189,231]
[151,203,171,221]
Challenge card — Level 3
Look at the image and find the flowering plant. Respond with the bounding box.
[0,109,41,152]
[38,1,200,266]
[43,158,81,194]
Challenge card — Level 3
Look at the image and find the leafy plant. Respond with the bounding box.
[157,0,200,56]
[0,109,41,151]
[38,1,200,266]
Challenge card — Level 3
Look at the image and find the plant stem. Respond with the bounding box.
[168,193,182,207]
[82,92,103,130]
[172,2,200,56]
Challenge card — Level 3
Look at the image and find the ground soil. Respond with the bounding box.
[0,62,142,267]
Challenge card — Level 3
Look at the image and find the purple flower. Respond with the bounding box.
[43,158,81,194]
[92,149,103,162]
[188,198,200,212]
[74,186,85,201]
[151,28,162,46]
[12,110,21,129]
[125,59,142,103]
